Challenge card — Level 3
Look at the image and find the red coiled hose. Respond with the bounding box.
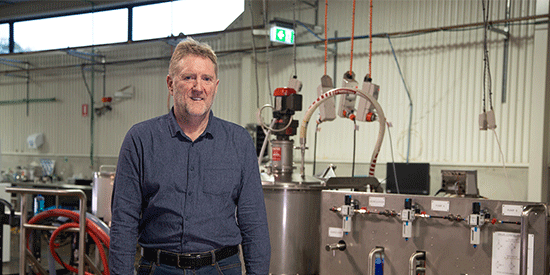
[26,209,110,275]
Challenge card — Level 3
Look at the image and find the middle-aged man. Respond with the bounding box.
[109,37,271,275]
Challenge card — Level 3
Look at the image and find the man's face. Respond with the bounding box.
[167,55,219,119]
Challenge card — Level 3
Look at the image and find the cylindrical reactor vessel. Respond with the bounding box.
[262,174,325,275]
[271,140,294,173]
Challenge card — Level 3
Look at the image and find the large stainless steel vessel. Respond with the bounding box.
[262,173,325,275]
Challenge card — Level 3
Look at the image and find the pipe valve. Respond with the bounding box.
[468,202,485,248]
[325,240,347,252]
[341,194,356,234]
[401,198,415,241]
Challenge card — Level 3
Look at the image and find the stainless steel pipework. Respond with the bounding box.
[520,204,548,275]
[368,246,384,275]
[325,240,346,251]
[409,251,426,275]
[7,187,87,275]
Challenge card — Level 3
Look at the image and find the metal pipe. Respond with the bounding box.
[1,14,546,77]
[7,187,87,275]
[325,240,346,251]
[368,246,384,275]
[520,204,548,275]
[18,193,27,274]
[26,63,30,116]
[409,251,425,275]
[0,97,57,106]
[23,223,80,232]
[333,30,338,87]
[25,248,48,275]
[501,0,511,103]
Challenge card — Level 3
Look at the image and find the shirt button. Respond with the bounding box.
[190,167,194,171]
[188,191,193,196]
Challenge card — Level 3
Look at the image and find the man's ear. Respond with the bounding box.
[166,74,174,96]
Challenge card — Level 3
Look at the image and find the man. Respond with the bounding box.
[109,38,271,274]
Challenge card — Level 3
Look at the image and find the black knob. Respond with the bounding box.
[345,195,352,206]
[473,202,481,214]
[405,198,412,209]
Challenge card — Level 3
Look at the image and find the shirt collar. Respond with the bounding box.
[167,108,215,140]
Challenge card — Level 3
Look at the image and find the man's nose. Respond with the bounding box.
[193,79,206,90]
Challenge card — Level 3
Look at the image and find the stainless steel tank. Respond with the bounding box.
[92,165,115,223]
[262,173,325,275]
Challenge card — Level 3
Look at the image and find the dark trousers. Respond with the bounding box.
[136,252,242,275]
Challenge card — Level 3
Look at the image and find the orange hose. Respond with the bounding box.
[324,0,328,75]
[349,0,356,75]
[50,222,109,275]
[369,0,373,78]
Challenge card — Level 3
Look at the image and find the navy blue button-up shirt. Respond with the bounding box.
[109,109,270,274]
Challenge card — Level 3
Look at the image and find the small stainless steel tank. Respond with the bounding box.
[92,165,116,223]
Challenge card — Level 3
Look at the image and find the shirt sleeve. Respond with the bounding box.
[236,133,271,274]
[109,129,143,275]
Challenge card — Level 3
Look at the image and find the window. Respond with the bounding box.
[13,9,128,52]
[0,24,8,53]
[1,0,244,53]
[133,0,244,41]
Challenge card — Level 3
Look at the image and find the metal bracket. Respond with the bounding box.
[64,49,105,63]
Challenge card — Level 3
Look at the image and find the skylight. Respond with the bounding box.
[132,0,244,41]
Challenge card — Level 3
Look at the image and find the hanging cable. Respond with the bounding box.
[492,129,509,182]
[369,0,373,78]
[352,119,357,177]
[324,0,328,76]
[262,0,273,105]
[257,118,276,167]
[293,0,298,77]
[387,35,413,163]
[349,0,357,74]
[249,0,260,109]
[386,122,400,194]
[482,0,493,111]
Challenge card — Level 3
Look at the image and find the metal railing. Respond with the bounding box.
[6,187,87,275]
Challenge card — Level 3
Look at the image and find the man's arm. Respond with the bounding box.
[109,131,143,274]
[236,134,271,274]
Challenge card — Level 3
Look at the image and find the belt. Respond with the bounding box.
[141,245,239,269]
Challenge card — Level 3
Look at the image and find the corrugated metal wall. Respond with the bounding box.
[265,0,536,167]
[0,0,540,170]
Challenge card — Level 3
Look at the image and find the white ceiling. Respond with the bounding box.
[0,0,168,23]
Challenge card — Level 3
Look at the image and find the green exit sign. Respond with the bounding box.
[270,25,295,45]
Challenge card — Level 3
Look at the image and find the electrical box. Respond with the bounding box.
[441,170,479,197]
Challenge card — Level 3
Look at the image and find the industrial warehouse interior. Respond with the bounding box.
[0,0,549,274]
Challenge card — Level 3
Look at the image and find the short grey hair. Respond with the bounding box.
[168,37,218,77]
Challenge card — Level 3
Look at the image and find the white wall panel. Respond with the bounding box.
[259,0,537,170]
[0,0,541,176]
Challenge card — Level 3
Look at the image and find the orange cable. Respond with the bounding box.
[369,0,373,78]
[349,0,356,75]
[324,0,328,76]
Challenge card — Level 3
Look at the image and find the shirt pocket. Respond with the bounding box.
[202,166,240,195]
[201,166,240,217]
